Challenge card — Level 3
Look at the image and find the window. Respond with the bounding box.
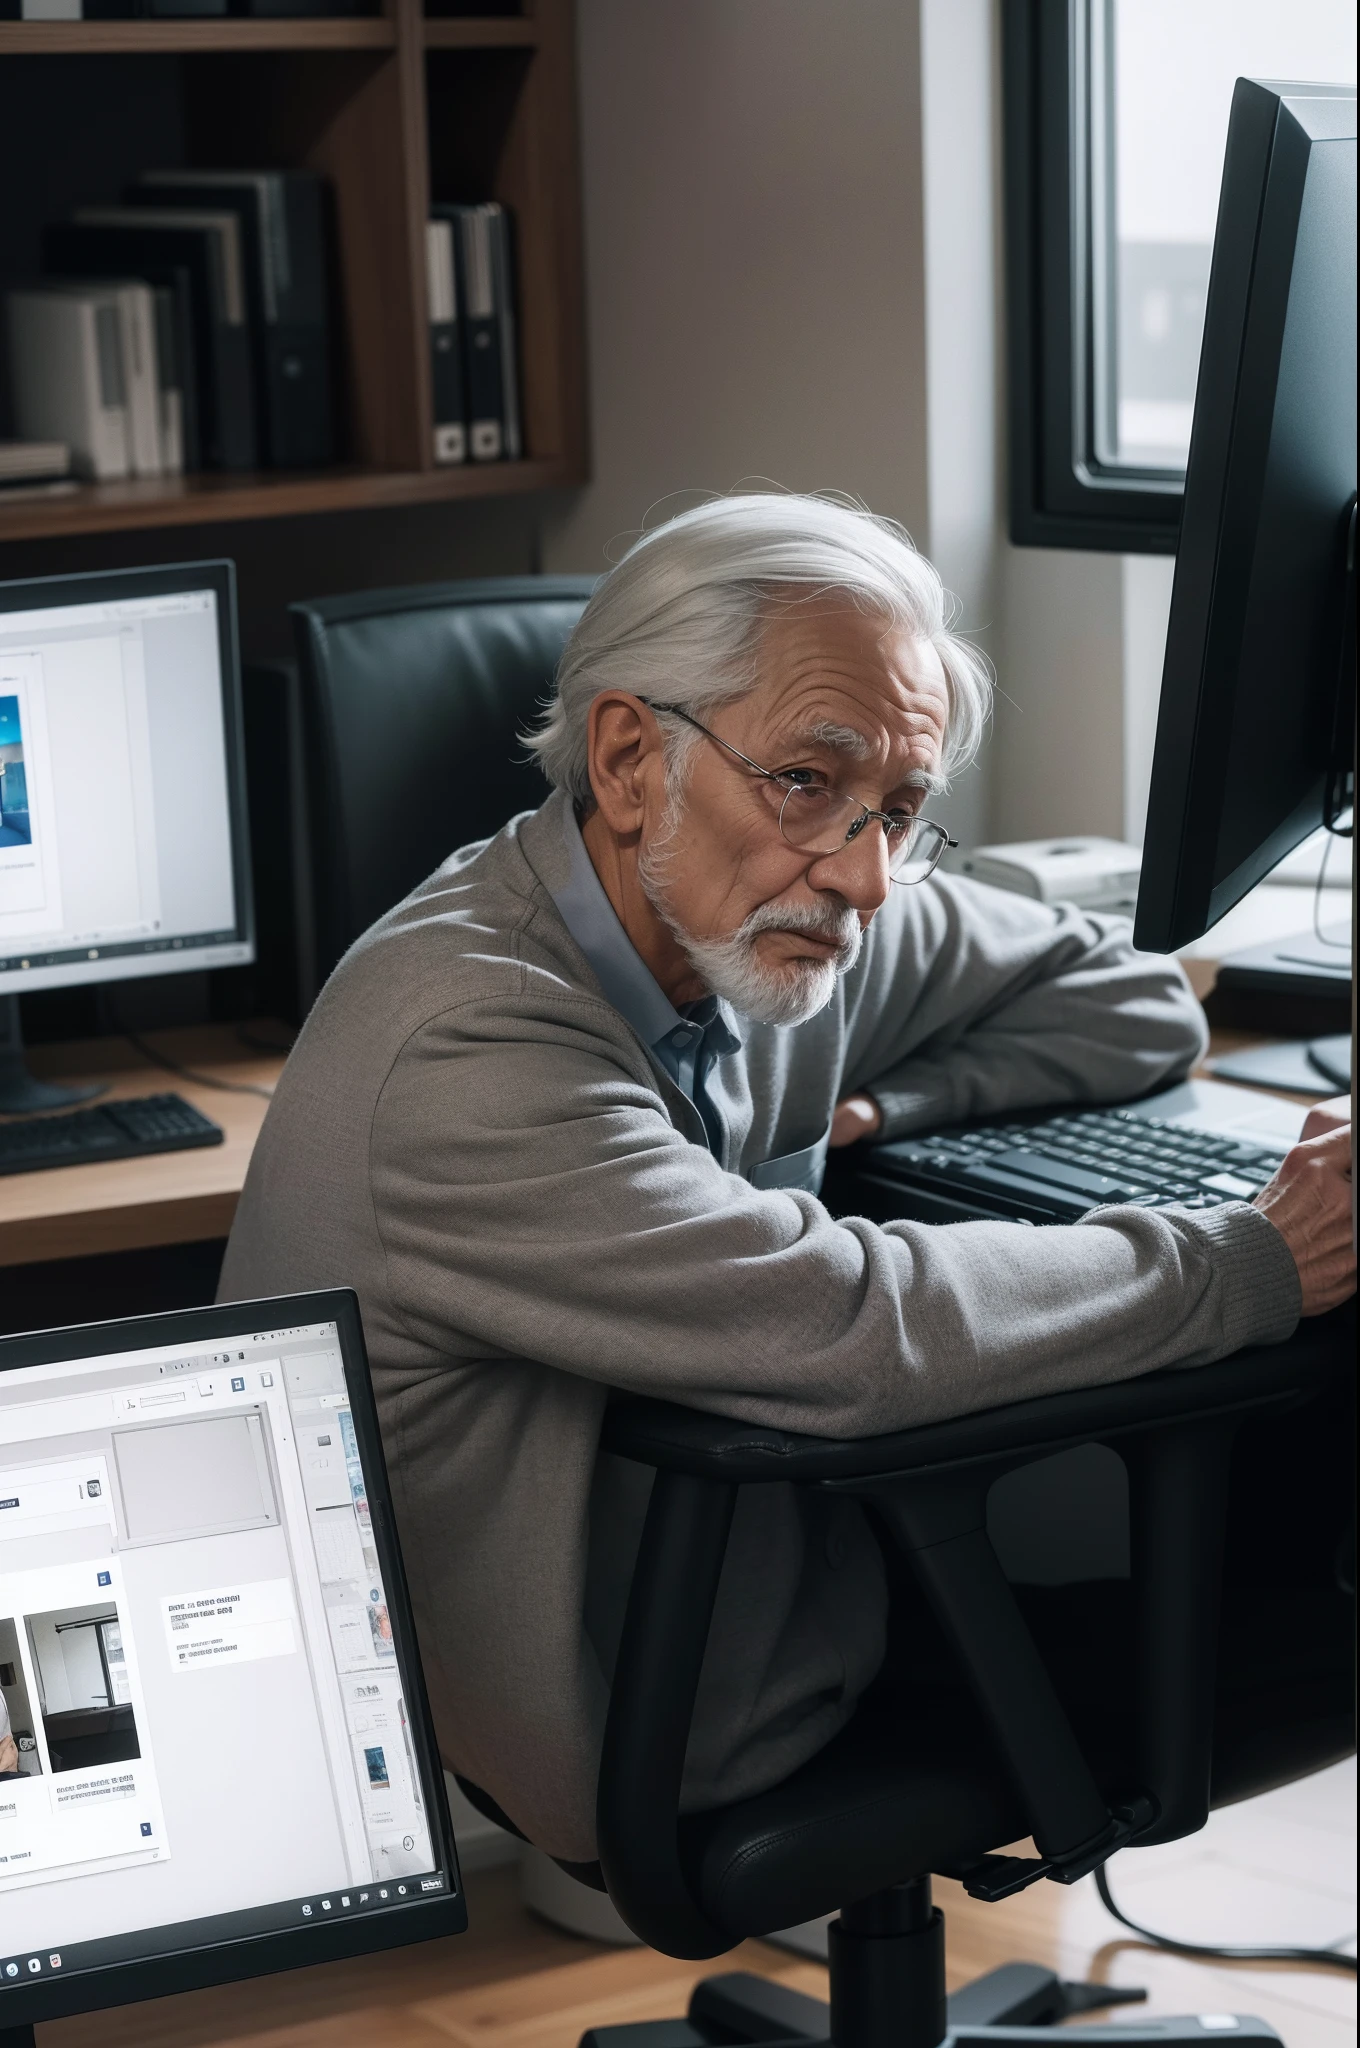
[1004,0,1357,552]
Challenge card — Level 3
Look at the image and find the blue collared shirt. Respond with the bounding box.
[551,805,743,1158]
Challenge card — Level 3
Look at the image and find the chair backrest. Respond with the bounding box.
[289,574,595,997]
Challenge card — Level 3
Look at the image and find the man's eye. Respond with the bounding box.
[884,811,913,837]
[776,768,822,788]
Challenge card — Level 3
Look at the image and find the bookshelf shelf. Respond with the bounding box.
[0,17,398,53]
[0,0,586,543]
[0,458,575,542]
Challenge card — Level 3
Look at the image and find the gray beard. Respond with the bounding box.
[639,863,863,1027]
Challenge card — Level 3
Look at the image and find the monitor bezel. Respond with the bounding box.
[0,558,256,997]
[0,1288,466,2030]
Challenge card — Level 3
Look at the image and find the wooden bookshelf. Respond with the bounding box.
[0,17,398,52]
[0,0,586,539]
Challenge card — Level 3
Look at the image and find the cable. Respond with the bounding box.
[234,1022,297,1056]
[1095,1863,1358,1975]
[119,1027,275,1102]
[1312,810,1353,948]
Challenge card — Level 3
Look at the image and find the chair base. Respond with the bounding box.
[580,1968,1282,2048]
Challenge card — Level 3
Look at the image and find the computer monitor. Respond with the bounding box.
[0,1291,464,2038]
[1133,78,1356,958]
[0,560,253,1111]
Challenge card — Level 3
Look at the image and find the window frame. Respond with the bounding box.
[1003,0,1185,553]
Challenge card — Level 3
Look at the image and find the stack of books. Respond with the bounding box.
[4,170,336,480]
[425,203,522,467]
[0,441,75,502]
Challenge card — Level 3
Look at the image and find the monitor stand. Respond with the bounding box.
[1209,1031,1352,1095]
[0,995,104,1116]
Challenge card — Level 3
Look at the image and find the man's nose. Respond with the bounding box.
[805,825,893,916]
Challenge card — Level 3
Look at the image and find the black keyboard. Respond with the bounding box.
[0,1093,223,1176]
[868,1106,1287,1225]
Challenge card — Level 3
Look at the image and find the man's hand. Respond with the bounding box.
[830,1093,883,1148]
[1302,1094,1351,1140]
[1252,1124,1355,1316]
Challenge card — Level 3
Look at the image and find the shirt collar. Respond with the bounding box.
[551,804,742,1062]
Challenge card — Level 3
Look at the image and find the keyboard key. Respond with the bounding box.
[1200,1170,1265,1199]
[985,1150,1139,1202]
[954,1161,1094,1215]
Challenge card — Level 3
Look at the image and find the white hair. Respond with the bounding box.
[524,492,992,803]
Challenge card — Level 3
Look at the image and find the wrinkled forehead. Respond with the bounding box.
[744,592,950,778]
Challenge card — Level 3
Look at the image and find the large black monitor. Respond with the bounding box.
[0,1292,464,2040]
[0,560,254,1112]
[1134,79,1356,957]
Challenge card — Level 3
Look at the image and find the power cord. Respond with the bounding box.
[1095,1863,1358,1975]
[117,1025,276,1102]
[1312,818,1353,949]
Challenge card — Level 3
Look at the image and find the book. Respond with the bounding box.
[151,286,187,473]
[435,203,522,462]
[5,287,130,481]
[135,171,335,469]
[0,441,71,482]
[438,204,505,462]
[46,279,163,476]
[47,208,258,470]
[486,203,521,462]
[425,218,466,465]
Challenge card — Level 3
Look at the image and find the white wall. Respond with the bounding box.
[548,0,1167,854]
[1121,554,1177,844]
[544,0,928,559]
[990,547,1126,843]
[544,0,1000,847]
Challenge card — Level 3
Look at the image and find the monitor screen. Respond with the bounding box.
[0,562,253,996]
[0,1294,461,2025]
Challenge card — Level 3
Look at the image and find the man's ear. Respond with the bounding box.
[586,693,664,838]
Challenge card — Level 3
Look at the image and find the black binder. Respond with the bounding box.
[134,171,335,469]
[46,212,256,471]
[487,204,521,461]
[436,204,504,461]
[425,218,466,464]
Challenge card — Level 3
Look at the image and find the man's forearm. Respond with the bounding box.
[862,902,1207,1140]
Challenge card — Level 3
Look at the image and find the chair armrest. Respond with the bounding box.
[600,1319,1348,1482]
[597,1313,1350,1946]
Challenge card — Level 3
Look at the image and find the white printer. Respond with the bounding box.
[951,837,1141,915]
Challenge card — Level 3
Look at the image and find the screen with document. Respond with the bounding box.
[0,1294,460,2021]
[0,561,253,998]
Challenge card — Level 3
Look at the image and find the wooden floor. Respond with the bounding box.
[41,1760,1355,2048]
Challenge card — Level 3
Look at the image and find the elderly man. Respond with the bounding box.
[220,494,1354,1866]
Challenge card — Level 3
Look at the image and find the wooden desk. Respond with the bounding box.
[0,1000,1329,1278]
[0,1025,287,1270]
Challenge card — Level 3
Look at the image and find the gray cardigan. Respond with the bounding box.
[218,792,1300,1862]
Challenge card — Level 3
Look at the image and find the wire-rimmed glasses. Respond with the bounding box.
[646,702,956,885]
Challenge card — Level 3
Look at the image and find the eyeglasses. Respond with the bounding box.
[645,703,956,886]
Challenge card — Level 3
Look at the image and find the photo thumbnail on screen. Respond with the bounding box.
[0,1617,42,1780]
[24,1604,141,1775]
[0,692,31,847]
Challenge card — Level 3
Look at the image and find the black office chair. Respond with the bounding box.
[458,1315,1353,2048]
[242,574,596,1018]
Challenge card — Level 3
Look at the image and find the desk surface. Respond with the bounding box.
[0,1026,287,1269]
[0,1005,1326,1271]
